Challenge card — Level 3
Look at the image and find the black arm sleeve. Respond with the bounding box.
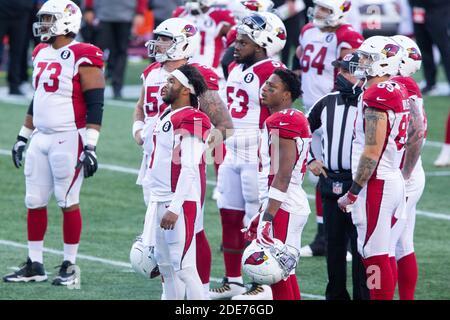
[221,46,235,80]
[292,52,300,71]
[27,99,33,116]
[84,88,104,126]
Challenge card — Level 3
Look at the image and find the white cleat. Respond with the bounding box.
[434,144,450,167]
[209,277,246,300]
[299,245,313,257]
[232,283,273,300]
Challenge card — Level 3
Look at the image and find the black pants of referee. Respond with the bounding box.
[319,172,370,300]
[413,5,450,88]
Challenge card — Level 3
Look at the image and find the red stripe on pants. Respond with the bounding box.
[364,179,385,248]
[180,201,197,267]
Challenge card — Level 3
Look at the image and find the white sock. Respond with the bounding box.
[159,264,185,300]
[28,241,44,263]
[177,267,205,300]
[228,276,243,284]
[203,283,210,298]
[63,243,79,264]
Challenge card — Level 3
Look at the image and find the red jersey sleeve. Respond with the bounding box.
[363,81,406,112]
[266,110,311,140]
[172,6,185,17]
[391,76,422,98]
[172,108,211,142]
[70,43,104,68]
[225,27,237,47]
[209,9,236,27]
[191,63,219,91]
[31,43,49,61]
[300,22,315,40]
[336,24,364,49]
[141,62,162,80]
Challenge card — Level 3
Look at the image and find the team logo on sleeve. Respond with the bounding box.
[244,73,254,83]
[61,50,71,60]
[326,34,334,43]
[162,121,172,132]
[381,44,400,58]
[244,251,268,266]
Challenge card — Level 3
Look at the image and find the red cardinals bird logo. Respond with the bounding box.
[64,4,77,15]
[243,0,261,12]
[407,47,422,61]
[244,251,268,266]
[276,27,286,41]
[340,0,351,13]
[381,44,400,58]
[182,24,197,37]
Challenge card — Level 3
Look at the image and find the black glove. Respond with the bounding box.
[12,136,28,168]
[76,145,98,178]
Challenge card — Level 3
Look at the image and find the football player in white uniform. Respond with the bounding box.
[173,0,236,78]
[4,0,105,286]
[296,0,364,258]
[390,35,426,300]
[148,64,211,299]
[132,17,233,298]
[210,11,286,300]
[239,68,311,300]
[338,36,409,300]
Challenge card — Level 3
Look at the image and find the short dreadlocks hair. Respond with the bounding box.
[177,64,208,107]
[273,68,302,102]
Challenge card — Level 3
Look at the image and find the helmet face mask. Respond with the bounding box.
[308,0,351,28]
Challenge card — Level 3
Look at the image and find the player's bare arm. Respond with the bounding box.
[198,89,234,144]
[402,98,425,180]
[263,137,297,221]
[353,107,388,188]
[133,86,146,145]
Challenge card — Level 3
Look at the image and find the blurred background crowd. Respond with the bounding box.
[0,0,449,98]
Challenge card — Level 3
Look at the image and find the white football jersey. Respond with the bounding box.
[352,81,410,180]
[146,107,210,203]
[140,62,219,155]
[299,23,364,110]
[173,6,235,76]
[225,58,285,163]
[31,41,104,133]
[259,108,312,215]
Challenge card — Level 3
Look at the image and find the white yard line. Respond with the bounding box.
[1,148,449,221]
[0,239,325,300]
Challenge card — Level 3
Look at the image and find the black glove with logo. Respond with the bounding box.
[76,145,98,178]
[12,136,28,168]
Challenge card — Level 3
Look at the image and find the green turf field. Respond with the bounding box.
[0,64,449,299]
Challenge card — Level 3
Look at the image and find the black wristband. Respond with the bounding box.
[85,144,96,152]
[84,88,104,126]
[349,182,363,195]
[17,135,28,143]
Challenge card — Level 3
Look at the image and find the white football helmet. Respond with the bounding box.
[391,35,422,77]
[237,12,286,57]
[350,36,402,79]
[146,18,200,63]
[129,237,159,279]
[242,239,299,285]
[32,0,82,42]
[230,0,275,21]
[307,0,351,28]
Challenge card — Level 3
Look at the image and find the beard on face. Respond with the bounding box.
[162,86,181,105]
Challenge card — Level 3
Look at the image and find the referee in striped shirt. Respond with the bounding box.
[307,53,369,300]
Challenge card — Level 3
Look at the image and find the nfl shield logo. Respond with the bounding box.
[332,182,343,195]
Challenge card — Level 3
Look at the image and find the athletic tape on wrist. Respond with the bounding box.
[86,128,100,147]
[132,120,145,138]
[19,126,33,140]
[268,187,287,203]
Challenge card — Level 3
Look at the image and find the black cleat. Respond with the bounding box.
[3,258,48,283]
[52,261,79,286]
